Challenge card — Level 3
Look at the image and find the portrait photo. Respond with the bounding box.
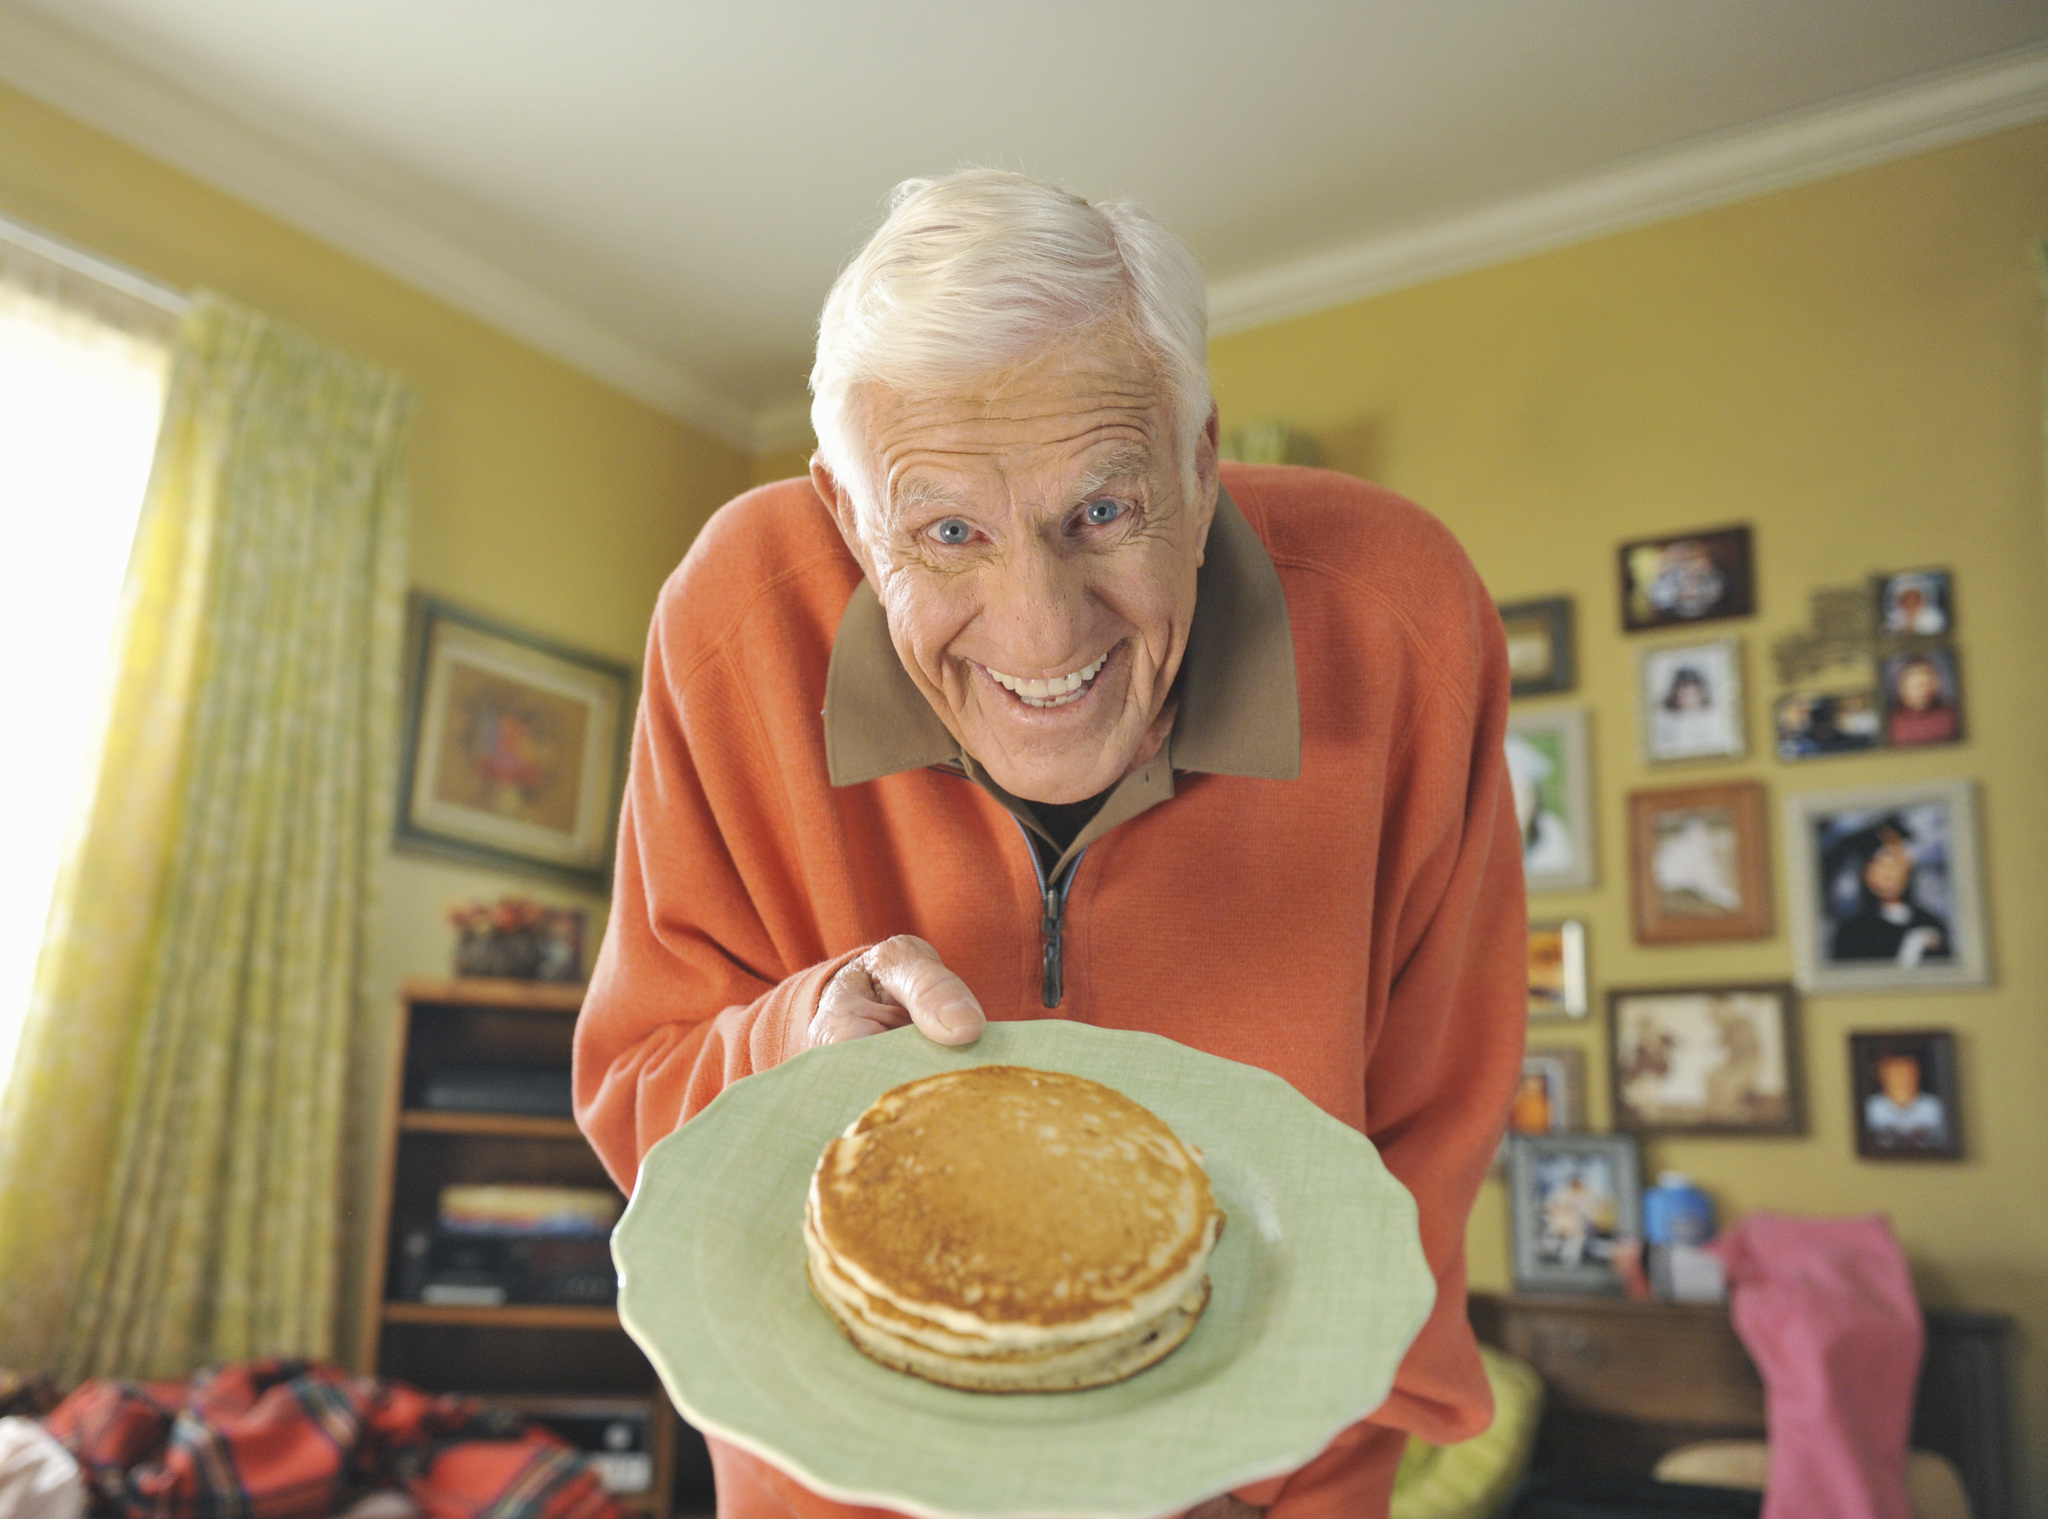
[399,595,635,886]
[1510,1047,1588,1137]
[1618,525,1755,632]
[1627,780,1772,943]
[1877,568,1953,637]
[1498,596,1576,697]
[1784,781,1989,991]
[1506,708,1596,892]
[1638,637,1745,763]
[1882,647,1963,748]
[1528,920,1589,1018]
[1849,1030,1962,1161]
[1608,984,1803,1136]
[1508,1134,1642,1294]
[1774,689,1881,760]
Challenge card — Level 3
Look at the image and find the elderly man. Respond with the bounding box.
[575,169,1525,1519]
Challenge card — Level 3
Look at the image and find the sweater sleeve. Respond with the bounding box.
[1361,575,1528,1446]
[571,584,856,1194]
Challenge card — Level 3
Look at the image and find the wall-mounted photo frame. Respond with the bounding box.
[397,594,636,889]
[1638,636,1746,763]
[1849,1029,1962,1161]
[1618,525,1755,632]
[1528,920,1589,1019]
[1627,780,1773,943]
[1880,646,1964,749]
[1784,781,1989,992]
[1876,568,1953,638]
[1609,984,1804,1136]
[1499,596,1576,698]
[1506,707,1596,892]
[1493,1045,1589,1176]
[1773,689,1881,761]
[1508,1133,1642,1295]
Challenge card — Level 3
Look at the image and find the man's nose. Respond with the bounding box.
[983,540,1088,672]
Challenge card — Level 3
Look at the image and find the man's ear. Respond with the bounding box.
[1192,401,1222,566]
[810,454,874,576]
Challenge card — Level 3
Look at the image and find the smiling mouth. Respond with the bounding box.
[982,650,1111,709]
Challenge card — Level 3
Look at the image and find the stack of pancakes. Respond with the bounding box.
[804,1065,1223,1392]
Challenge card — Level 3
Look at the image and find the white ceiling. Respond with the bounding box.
[5,1,2047,452]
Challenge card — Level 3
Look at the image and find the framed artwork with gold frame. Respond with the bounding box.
[397,594,635,888]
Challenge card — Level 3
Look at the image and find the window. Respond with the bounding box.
[0,222,176,1089]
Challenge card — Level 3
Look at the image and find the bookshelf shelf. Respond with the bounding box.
[382,1301,622,1331]
[399,1109,585,1140]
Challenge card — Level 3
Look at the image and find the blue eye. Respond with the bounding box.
[931,518,971,545]
[1083,498,1124,525]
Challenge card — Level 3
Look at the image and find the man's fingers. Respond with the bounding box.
[862,935,986,1045]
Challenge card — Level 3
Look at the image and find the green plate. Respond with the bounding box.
[614,1021,1434,1519]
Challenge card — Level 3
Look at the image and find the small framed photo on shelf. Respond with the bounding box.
[1876,569,1953,637]
[1499,597,1576,698]
[1609,984,1804,1136]
[1774,689,1882,760]
[1638,637,1745,763]
[398,595,636,888]
[1849,1029,1962,1161]
[1508,1133,1642,1295]
[1506,708,1596,892]
[1627,780,1772,943]
[1880,647,1963,748]
[1784,781,1989,991]
[1618,525,1755,632]
[1528,920,1589,1019]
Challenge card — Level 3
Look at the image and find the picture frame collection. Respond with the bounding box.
[1497,528,1984,1294]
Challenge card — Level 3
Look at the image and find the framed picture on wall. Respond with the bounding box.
[1617,525,1755,632]
[397,594,636,888]
[1493,1045,1589,1176]
[1626,780,1773,943]
[1528,920,1589,1019]
[1499,597,1576,697]
[1849,1029,1962,1161]
[1875,568,1953,637]
[1638,636,1746,763]
[1609,983,1804,1136]
[1774,689,1882,760]
[1508,1133,1642,1295]
[1783,781,1989,991]
[1880,647,1964,748]
[1506,708,1597,892]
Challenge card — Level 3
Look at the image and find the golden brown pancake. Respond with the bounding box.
[805,1065,1222,1392]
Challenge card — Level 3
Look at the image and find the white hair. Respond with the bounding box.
[809,169,1210,510]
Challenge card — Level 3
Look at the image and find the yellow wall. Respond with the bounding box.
[1212,123,2048,1496]
[750,442,815,489]
[0,81,753,1360]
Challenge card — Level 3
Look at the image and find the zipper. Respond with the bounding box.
[1015,817,1087,1009]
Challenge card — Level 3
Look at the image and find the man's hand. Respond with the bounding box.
[810,935,987,1048]
[1184,1498,1263,1519]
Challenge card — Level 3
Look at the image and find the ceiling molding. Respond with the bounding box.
[1207,42,2048,336]
[0,4,761,452]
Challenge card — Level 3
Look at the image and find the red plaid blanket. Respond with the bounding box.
[43,1361,622,1519]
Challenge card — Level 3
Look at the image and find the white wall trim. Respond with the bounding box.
[1207,42,2048,336]
[7,4,2043,449]
[0,5,760,452]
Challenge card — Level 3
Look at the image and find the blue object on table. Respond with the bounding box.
[1644,1172,1716,1246]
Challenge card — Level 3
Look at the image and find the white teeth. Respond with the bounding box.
[987,652,1108,707]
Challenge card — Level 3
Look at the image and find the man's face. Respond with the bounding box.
[1877,1054,1922,1107]
[817,330,1218,805]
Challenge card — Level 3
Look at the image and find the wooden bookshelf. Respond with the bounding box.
[361,977,683,1517]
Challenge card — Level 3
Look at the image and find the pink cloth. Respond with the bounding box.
[1711,1212,1924,1519]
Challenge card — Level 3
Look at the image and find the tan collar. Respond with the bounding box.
[822,485,1299,864]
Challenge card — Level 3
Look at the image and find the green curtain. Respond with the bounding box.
[0,292,411,1378]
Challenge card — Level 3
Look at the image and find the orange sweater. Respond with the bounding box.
[574,464,1527,1518]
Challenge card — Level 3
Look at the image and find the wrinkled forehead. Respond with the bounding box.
[849,337,1175,519]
